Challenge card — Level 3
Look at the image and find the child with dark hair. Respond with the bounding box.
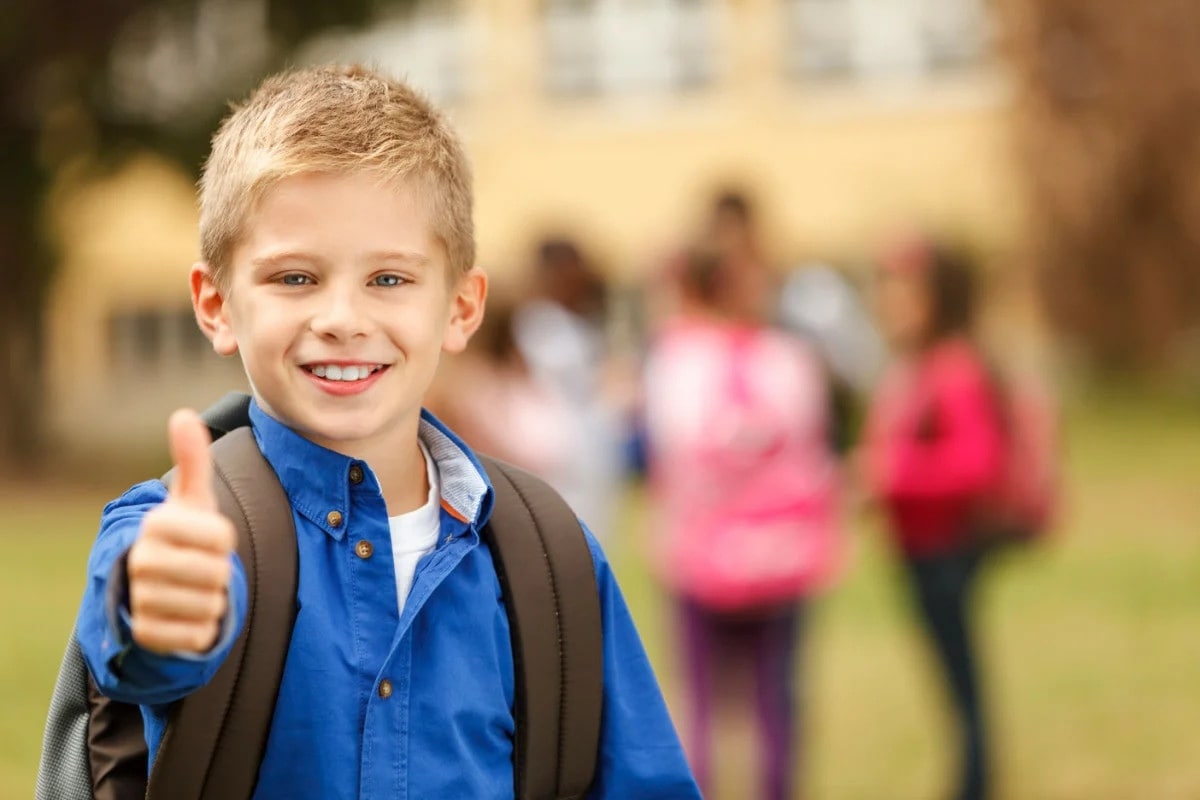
[862,233,1006,800]
[643,244,841,800]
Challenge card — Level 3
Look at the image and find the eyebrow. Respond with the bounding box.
[249,250,431,270]
[249,252,321,272]
[366,250,431,269]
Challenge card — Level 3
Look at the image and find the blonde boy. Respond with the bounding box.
[75,65,699,799]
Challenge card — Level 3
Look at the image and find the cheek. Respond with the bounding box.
[231,304,296,359]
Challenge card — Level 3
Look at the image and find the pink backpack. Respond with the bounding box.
[977,373,1061,542]
[645,322,841,612]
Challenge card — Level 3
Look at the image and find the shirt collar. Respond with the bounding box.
[417,408,494,529]
[247,400,494,540]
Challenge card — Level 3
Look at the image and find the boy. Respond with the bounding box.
[75,64,699,799]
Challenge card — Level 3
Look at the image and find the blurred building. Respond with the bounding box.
[46,0,1020,455]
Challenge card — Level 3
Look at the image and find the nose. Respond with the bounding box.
[310,283,372,341]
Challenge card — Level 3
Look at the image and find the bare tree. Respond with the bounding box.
[1001,0,1200,372]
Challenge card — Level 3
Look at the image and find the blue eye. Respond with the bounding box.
[372,274,406,287]
[281,273,312,286]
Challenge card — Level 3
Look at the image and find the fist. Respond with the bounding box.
[127,409,236,655]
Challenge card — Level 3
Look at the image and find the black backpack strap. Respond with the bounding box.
[143,425,298,800]
[200,392,254,440]
[478,455,604,800]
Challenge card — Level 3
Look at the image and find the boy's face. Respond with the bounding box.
[192,171,485,457]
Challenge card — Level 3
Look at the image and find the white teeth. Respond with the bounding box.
[309,364,378,382]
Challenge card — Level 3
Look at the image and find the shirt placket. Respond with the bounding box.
[343,471,404,800]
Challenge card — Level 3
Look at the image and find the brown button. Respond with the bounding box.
[349,465,364,485]
[326,510,343,528]
[378,679,393,699]
[355,540,374,560]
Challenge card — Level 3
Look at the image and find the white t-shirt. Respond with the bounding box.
[388,442,442,615]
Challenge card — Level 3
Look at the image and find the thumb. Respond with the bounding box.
[168,408,215,510]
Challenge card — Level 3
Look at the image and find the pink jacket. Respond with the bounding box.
[864,339,1005,557]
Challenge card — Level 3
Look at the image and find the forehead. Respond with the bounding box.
[232,171,442,265]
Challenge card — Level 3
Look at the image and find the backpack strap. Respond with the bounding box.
[146,425,298,799]
[478,456,604,800]
[199,391,255,439]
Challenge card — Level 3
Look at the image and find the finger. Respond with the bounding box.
[130,580,228,623]
[168,408,215,510]
[142,504,236,554]
[130,616,221,656]
[128,541,233,591]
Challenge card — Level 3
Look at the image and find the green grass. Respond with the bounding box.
[4,393,1198,799]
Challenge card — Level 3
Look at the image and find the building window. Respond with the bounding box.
[783,0,991,82]
[670,0,716,90]
[108,308,211,373]
[543,0,602,96]
[542,0,718,97]
[298,0,470,106]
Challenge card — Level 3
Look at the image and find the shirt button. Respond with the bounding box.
[355,540,374,559]
[349,465,364,485]
[378,679,393,699]
[326,510,343,528]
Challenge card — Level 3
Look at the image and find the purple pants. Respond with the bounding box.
[678,598,806,800]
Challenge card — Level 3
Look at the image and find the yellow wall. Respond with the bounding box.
[464,81,1018,278]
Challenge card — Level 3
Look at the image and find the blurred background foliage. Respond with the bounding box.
[0,0,396,470]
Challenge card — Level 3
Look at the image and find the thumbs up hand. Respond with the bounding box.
[127,409,237,655]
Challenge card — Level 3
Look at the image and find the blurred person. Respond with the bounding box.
[778,261,887,457]
[710,190,767,274]
[778,261,885,396]
[513,237,626,539]
[860,234,1007,800]
[426,292,573,478]
[642,246,842,800]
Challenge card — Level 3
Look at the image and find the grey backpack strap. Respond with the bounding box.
[146,426,298,800]
[478,456,604,800]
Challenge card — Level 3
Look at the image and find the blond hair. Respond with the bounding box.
[199,64,474,283]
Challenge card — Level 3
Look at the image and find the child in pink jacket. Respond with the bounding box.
[863,235,1005,800]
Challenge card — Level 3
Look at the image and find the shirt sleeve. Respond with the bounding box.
[883,362,1005,501]
[582,525,701,800]
[75,479,248,707]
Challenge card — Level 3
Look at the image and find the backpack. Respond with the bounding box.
[36,392,603,800]
[646,323,841,612]
[976,370,1061,543]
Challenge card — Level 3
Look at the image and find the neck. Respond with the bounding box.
[333,416,430,515]
[373,438,430,516]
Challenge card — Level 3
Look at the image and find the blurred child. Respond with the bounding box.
[425,293,572,479]
[861,235,1006,800]
[513,238,625,539]
[642,246,841,800]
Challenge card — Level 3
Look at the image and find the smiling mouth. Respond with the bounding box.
[302,363,388,382]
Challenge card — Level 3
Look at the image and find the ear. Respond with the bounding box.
[442,267,488,355]
[190,263,238,356]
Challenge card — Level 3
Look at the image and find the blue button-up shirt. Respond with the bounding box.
[77,402,699,799]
